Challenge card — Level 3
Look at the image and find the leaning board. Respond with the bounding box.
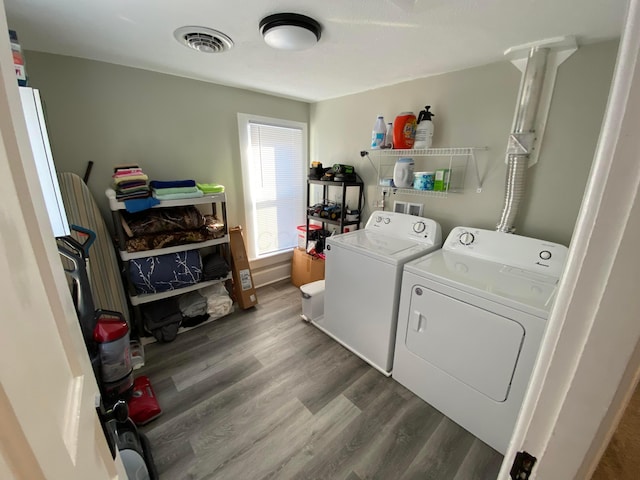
[58,172,130,325]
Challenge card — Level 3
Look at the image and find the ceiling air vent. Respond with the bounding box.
[174,26,233,53]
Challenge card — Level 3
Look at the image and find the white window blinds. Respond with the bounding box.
[238,114,307,259]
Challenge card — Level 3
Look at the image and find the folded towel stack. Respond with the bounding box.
[150,179,204,200]
[113,164,150,200]
[197,183,225,194]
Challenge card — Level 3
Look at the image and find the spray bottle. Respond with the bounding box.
[414,106,435,149]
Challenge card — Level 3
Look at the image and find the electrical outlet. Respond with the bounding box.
[407,202,424,216]
[373,200,384,208]
[394,201,408,214]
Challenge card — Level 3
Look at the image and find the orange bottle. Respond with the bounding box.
[393,112,417,149]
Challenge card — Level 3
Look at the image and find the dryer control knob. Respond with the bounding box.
[376,216,382,223]
[539,250,552,260]
[459,231,475,245]
[413,221,426,233]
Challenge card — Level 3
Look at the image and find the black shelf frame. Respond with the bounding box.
[305,178,364,248]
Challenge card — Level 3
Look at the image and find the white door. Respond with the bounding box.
[405,285,525,402]
[0,3,123,477]
[499,0,640,478]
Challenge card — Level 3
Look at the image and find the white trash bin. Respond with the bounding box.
[300,279,325,322]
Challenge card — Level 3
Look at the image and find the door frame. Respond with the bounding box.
[499,0,640,477]
[0,0,126,476]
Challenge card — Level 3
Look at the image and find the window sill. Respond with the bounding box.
[249,249,294,270]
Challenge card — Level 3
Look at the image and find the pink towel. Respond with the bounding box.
[113,168,144,178]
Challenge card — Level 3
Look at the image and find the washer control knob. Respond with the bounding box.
[413,221,426,233]
[383,217,391,224]
[459,231,475,246]
[539,250,552,260]
[376,216,382,223]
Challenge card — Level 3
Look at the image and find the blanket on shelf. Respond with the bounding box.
[121,206,204,237]
[124,230,213,253]
[129,250,202,294]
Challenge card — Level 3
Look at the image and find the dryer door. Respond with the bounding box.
[404,285,525,402]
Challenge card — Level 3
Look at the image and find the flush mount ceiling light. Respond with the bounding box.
[259,13,321,51]
[174,26,233,53]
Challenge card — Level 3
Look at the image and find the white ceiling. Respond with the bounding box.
[4,0,627,102]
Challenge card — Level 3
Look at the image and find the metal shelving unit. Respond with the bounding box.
[306,178,364,247]
[107,189,230,336]
[370,147,487,195]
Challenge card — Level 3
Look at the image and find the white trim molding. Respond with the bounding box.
[499,1,640,477]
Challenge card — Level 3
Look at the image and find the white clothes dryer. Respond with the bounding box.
[393,227,568,454]
[315,211,442,376]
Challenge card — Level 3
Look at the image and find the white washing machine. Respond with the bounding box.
[393,227,568,454]
[314,211,441,376]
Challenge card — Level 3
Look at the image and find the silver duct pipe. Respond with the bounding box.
[496,47,549,233]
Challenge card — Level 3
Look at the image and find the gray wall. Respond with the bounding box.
[24,51,310,228]
[26,41,617,248]
[310,40,618,246]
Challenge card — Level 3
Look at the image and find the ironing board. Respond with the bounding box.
[58,172,130,326]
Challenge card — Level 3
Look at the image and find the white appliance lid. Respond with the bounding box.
[405,250,560,317]
[328,229,438,264]
[443,227,568,278]
[334,229,417,255]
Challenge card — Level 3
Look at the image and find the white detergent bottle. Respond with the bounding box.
[393,157,415,188]
[414,106,435,149]
[371,115,386,149]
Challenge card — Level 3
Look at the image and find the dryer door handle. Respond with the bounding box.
[412,310,426,332]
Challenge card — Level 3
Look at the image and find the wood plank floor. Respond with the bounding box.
[138,280,503,480]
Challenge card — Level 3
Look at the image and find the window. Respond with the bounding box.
[237,113,307,260]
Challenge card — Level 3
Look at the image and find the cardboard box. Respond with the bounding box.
[229,226,258,309]
[291,248,325,287]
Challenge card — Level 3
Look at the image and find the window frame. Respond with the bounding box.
[237,112,308,260]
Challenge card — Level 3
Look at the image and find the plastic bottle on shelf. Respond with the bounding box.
[414,106,435,149]
[371,115,386,149]
[393,112,417,149]
[393,157,415,188]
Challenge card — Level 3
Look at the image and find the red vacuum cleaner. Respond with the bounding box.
[58,225,162,425]
[93,315,161,425]
[128,376,162,425]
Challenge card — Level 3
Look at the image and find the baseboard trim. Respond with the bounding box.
[252,261,291,289]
